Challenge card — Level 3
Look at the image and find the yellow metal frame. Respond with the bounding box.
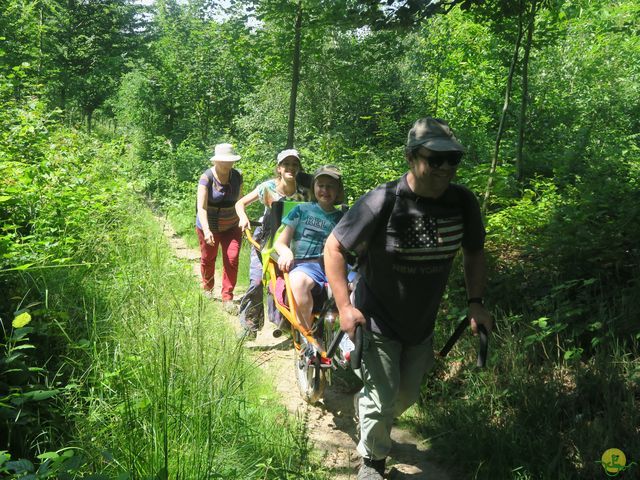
[245,228,327,357]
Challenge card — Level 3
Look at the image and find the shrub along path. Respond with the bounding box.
[156,214,450,480]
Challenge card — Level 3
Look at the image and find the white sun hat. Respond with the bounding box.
[210,143,241,162]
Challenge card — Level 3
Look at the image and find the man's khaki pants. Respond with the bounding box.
[355,330,435,461]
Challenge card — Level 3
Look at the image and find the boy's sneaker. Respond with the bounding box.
[308,353,332,367]
[203,289,214,299]
[357,458,386,480]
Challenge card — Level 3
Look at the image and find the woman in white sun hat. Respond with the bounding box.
[234,148,309,338]
[196,143,243,308]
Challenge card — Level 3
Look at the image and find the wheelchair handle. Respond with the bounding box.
[438,317,489,368]
[243,227,261,251]
[438,317,468,358]
[350,324,364,370]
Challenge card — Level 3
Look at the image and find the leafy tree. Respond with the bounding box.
[48,0,145,129]
[121,0,258,145]
[1,0,145,127]
[0,0,47,73]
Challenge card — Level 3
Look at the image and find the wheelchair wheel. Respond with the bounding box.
[294,333,326,404]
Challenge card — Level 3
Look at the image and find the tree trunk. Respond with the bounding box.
[201,99,210,145]
[60,85,66,113]
[482,6,525,213]
[87,109,93,133]
[516,0,538,182]
[286,1,303,149]
[434,68,440,116]
[38,3,44,76]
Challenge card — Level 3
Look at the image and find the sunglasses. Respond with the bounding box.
[415,151,463,168]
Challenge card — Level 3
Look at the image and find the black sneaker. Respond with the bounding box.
[357,458,385,480]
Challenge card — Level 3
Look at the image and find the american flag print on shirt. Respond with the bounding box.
[392,214,464,262]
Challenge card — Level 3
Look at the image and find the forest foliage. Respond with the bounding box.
[1,0,639,478]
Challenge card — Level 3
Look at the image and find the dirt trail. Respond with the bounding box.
[158,216,451,480]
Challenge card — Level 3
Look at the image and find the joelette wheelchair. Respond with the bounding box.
[244,200,362,404]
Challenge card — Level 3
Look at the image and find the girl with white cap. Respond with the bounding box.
[234,149,308,339]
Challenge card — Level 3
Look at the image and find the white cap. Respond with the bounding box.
[276,148,300,165]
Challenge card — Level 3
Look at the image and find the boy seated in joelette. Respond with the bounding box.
[274,165,345,334]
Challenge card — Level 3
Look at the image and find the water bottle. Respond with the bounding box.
[339,333,355,361]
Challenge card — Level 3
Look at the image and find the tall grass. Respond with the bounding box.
[1,116,327,477]
[412,310,639,479]
[70,198,326,479]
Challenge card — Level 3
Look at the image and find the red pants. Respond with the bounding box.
[196,226,242,301]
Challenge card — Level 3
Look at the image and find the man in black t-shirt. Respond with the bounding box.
[324,117,492,480]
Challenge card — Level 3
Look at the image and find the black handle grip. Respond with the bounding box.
[350,324,363,370]
[438,317,468,358]
[438,317,490,368]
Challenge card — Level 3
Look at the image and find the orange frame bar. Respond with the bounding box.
[244,228,327,357]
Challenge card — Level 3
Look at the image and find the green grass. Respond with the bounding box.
[1,179,327,478]
[411,313,640,480]
[70,198,326,479]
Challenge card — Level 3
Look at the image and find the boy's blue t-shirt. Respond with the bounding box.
[282,203,343,260]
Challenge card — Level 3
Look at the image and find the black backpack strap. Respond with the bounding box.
[351,179,399,265]
[376,179,400,239]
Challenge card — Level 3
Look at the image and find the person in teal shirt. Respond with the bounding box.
[274,165,345,333]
